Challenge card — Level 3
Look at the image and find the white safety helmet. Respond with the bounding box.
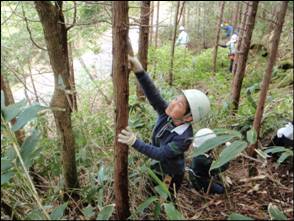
[179,26,185,31]
[182,89,210,122]
[193,128,216,148]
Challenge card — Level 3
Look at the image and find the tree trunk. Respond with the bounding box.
[34,1,79,191]
[149,1,154,46]
[248,1,288,157]
[154,1,160,49]
[232,1,249,74]
[212,1,225,73]
[68,41,78,111]
[137,1,150,101]
[1,74,25,145]
[112,1,130,219]
[233,1,240,31]
[231,1,259,113]
[168,1,180,86]
[181,2,186,27]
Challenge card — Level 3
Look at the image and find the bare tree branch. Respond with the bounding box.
[66,1,77,31]
[21,3,47,51]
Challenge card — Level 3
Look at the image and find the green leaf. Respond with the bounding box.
[137,196,158,214]
[96,204,115,220]
[246,128,257,145]
[154,201,161,219]
[1,158,12,171]
[82,205,95,218]
[147,167,171,198]
[277,150,293,165]
[213,128,242,138]
[25,208,46,220]
[20,130,40,168]
[1,172,15,185]
[228,213,253,220]
[193,135,237,157]
[50,202,68,220]
[11,103,48,132]
[268,203,287,220]
[210,141,247,171]
[163,203,185,220]
[264,146,287,154]
[154,185,168,200]
[2,99,27,122]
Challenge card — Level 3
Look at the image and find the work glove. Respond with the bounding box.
[118,127,137,146]
[128,55,144,73]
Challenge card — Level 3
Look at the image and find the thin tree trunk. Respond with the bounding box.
[232,1,249,74]
[1,74,25,145]
[168,1,180,86]
[231,1,259,113]
[149,1,154,46]
[68,41,78,111]
[137,1,150,101]
[112,1,130,219]
[233,1,240,31]
[248,1,288,157]
[28,61,40,103]
[154,1,160,49]
[34,1,79,192]
[212,1,225,73]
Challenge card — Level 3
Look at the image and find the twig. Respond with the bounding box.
[66,1,77,31]
[21,3,47,51]
[1,2,20,25]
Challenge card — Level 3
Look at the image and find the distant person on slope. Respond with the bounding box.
[118,55,210,197]
[221,21,234,39]
[176,26,190,48]
[219,32,238,72]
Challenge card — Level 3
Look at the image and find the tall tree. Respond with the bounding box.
[112,1,130,219]
[34,1,79,191]
[248,1,288,157]
[232,1,241,31]
[232,1,249,74]
[154,1,160,49]
[1,74,25,145]
[231,1,259,112]
[212,1,225,73]
[149,1,154,46]
[168,1,180,86]
[137,1,150,101]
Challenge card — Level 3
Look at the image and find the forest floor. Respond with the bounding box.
[176,157,293,220]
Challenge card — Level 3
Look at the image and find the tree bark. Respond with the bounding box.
[231,1,259,113]
[34,1,79,191]
[112,1,130,219]
[154,1,160,49]
[137,1,150,101]
[149,1,154,46]
[68,41,78,111]
[248,1,288,157]
[1,74,25,145]
[168,1,180,86]
[232,1,249,74]
[233,1,240,31]
[212,1,225,73]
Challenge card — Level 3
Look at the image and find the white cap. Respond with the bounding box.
[179,26,185,31]
[193,128,216,148]
[182,89,210,122]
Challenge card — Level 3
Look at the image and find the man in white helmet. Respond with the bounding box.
[176,26,190,48]
[118,56,210,195]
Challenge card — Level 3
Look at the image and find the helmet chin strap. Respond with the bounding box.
[172,113,192,125]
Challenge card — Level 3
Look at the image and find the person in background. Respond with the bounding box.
[176,26,190,48]
[118,55,210,198]
[219,32,239,73]
[221,21,234,39]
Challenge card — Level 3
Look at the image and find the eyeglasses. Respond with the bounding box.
[155,119,175,140]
